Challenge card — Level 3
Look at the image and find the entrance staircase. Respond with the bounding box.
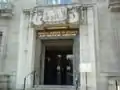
[26,85,76,90]
[24,71,79,90]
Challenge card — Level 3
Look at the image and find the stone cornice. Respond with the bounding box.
[0,2,14,18]
[109,0,120,12]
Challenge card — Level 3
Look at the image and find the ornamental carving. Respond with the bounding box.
[109,0,120,12]
[31,6,80,29]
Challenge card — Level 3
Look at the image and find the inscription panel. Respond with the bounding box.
[37,30,78,37]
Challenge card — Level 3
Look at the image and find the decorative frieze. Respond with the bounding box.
[31,5,80,29]
[109,0,120,12]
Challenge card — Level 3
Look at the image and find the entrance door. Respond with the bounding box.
[43,39,73,85]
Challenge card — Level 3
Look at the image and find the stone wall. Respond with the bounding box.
[0,74,10,90]
[79,0,120,90]
[96,0,120,87]
[3,0,36,74]
[0,0,36,89]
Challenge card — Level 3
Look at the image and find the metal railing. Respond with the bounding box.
[23,70,80,90]
[23,70,36,90]
[75,73,80,90]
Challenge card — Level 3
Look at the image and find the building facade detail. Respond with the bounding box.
[0,26,7,72]
[0,1,14,17]
[31,5,80,29]
[1,0,120,90]
[14,4,98,90]
[109,0,120,12]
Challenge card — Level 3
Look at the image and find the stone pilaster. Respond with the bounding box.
[16,10,35,89]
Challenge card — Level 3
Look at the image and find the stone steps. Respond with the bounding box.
[26,85,76,90]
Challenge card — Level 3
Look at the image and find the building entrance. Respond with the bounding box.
[43,40,73,85]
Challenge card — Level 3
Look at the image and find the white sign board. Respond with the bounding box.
[79,63,92,72]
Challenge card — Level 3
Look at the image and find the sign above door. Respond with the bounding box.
[37,29,78,37]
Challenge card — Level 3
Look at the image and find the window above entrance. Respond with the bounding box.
[0,0,8,3]
[46,0,72,5]
[0,0,14,17]
[36,0,72,5]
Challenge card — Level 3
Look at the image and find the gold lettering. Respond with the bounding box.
[38,30,78,37]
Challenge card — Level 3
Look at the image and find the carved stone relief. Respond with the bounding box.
[31,5,80,28]
[109,0,120,12]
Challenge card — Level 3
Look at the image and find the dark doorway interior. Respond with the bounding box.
[44,40,73,85]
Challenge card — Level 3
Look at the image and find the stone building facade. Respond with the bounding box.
[0,0,120,90]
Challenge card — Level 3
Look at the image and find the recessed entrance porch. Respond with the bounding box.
[34,30,80,86]
[44,39,73,85]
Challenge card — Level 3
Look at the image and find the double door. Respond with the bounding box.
[44,51,73,85]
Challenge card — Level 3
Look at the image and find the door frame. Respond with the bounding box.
[38,36,76,85]
[39,41,45,84]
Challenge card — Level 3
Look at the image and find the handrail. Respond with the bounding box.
[23,70,80,90]
[23,70,36,90]
[75,72,80,90]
